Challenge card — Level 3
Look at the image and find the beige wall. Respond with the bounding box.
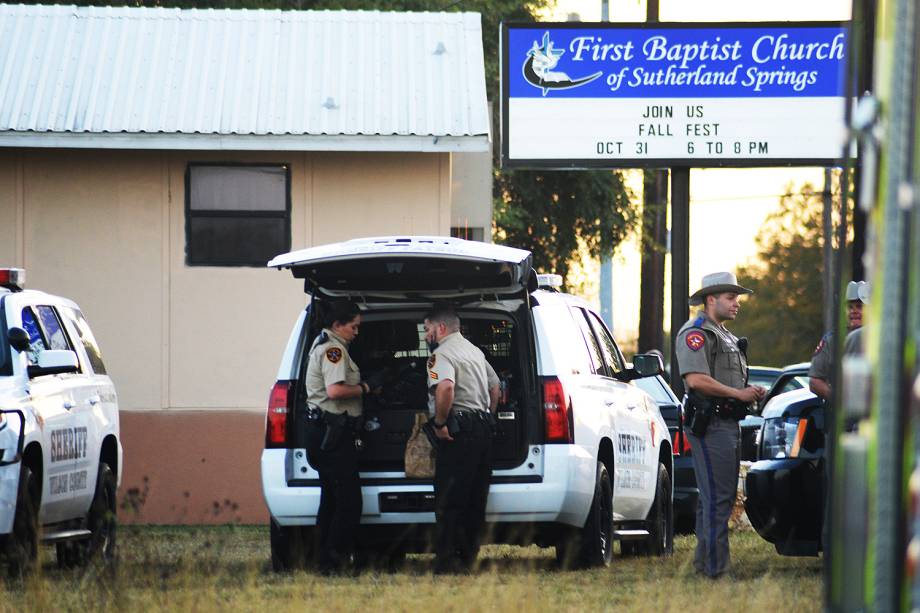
[0,149,454,411]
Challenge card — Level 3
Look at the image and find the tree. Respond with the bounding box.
[733,183,828,367]
[493,169,636,287]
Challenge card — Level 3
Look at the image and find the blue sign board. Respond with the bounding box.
[501,22,850,167]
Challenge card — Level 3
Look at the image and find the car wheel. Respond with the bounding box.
[579,461,614,568]
[6,464,39,577]
[643,462,674,556]
[83,462,117,566]
[270,518,313,572]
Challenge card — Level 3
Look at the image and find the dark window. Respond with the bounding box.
[586,311,625,375]
[572,308,604,376]
[36,306,72,351]
[21,307,48,365]
[0,300,11,376]
[61,307,107,375]
[186,164,291,267]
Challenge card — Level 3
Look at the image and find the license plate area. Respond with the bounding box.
[378,492,436,513]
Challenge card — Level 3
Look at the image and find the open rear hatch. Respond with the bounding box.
[268,236,533,300]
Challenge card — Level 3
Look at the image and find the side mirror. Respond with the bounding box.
[633,353,664,378]
[615,353,664,382]
[27,349,79,378]
[8,327,30,353]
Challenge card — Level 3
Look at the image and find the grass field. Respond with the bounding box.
[0,526,822,612]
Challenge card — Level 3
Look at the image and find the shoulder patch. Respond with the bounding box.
[325,347,342,364]
[813,337,826,355]
[427,354,436,369]
[685,330,706,352]
[429,370,439,381]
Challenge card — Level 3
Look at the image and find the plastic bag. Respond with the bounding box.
[404,412,436,478]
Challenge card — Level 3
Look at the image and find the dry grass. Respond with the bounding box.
[0,526,822,612]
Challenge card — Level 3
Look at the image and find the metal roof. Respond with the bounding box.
[0,4,490,151]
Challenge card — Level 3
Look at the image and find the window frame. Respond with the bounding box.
[184,162,292,267]
[572,307,605,376]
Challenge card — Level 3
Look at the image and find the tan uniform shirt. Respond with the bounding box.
[305,328,362,417]
[675,311,748,390]
[427,331,499,415]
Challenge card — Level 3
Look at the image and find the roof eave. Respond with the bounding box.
[0,132,492,153]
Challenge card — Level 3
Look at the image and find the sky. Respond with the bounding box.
[537,0,852,350]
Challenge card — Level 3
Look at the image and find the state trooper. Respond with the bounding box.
[809,281,868,400]
[304,301,377,575]
[675,272,765,578]
[423,306,500,574]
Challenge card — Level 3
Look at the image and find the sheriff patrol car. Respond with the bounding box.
[0,268,121,574]
[261,237,673,570]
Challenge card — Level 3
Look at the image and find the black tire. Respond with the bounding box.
[579,461,614,568]
[270,518,312,572]
[6,464,39,577]
[644,462,674,556]
[83,462,117,566]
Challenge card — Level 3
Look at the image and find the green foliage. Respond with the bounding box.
[494,169,635,287]
[734,183,827,368]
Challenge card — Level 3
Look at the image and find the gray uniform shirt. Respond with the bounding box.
[843,327,863,356]
[427,331,499,415]
[675,311,748,390]
[305,329,362,417]
[808,333,834,381]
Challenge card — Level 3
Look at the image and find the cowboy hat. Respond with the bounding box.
[688,271,753,306]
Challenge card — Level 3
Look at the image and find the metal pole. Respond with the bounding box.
[669,167,690,397]
[822,168,835,334]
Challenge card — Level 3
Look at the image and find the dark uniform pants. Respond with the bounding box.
[433,412,493,571]
[306,420,362,570]
[687,417,740,577]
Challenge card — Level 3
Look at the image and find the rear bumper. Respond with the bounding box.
[744,457,823,551]
[261,444,596,528]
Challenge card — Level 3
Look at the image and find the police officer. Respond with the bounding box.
[304,301,373,575]
[424,306,500,574]
[809,281,868,400]
[675,272,765,578]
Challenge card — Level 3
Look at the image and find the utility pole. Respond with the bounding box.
[598,0,613,329]
[638,0,667,356]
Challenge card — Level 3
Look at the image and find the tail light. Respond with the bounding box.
[265,381,294,448]
[543,377,573,444]
[670,428,692,455]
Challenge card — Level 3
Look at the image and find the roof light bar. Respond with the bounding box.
[536,273,562,289]
[0,268,25,291]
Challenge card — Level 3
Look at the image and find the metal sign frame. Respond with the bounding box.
[500,21,850,169]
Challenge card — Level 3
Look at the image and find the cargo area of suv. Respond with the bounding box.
[289,304,535,474]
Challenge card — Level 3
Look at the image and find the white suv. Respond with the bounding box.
[0,269,121,574]
[261,237,672,569]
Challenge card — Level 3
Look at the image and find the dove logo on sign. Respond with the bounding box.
[523,32,603,96]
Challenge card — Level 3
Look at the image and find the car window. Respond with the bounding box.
[586,311,624,375]
[61,306,107,375]
[20,307,48,365]
[536,304,594,375]
[0,301,11,376]
[572,308,604,376]
[749,372,779,390]
[634,375,676,405]
[36,306,73,351]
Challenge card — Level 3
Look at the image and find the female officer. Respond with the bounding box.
[305,300,369,575]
